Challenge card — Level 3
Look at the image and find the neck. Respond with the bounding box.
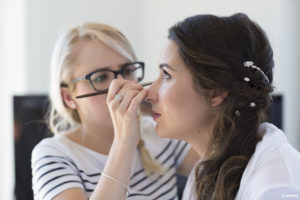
[187,133,210,159]
[67,124,114,155]
[186,122,215,159]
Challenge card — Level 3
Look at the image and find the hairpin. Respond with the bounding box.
[243,61,269,83]
[250,102,256,108]
[235,101,257,116]
[235,110,241,117]
[243,77,250,82]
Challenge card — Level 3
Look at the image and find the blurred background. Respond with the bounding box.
[0,0,299,199]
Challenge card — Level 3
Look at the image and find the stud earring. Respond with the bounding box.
[71,103,76,108]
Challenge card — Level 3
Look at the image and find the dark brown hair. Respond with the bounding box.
[168,13,274,199]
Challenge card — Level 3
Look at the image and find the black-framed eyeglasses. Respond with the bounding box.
[61,62,145,99]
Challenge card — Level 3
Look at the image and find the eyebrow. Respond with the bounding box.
[159,63,176,71]
[95,66,111,71]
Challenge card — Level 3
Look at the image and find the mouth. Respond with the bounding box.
[151,110,161,120]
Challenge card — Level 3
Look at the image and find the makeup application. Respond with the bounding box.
[75,81,153,99]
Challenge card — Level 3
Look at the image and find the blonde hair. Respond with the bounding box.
[48,22,160,174]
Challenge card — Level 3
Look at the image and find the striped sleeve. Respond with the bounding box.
[171,139,191,167]
[31,140,84,200]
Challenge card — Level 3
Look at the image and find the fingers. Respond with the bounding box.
[107,79,142,102]
[107,80,147,145]
[107,79,129,102]
[118,82,143,100]
[119,89,139,112]
[128,89,149,114]
[107,79,146,113]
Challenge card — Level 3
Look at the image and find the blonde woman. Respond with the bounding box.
[31,23,198,200]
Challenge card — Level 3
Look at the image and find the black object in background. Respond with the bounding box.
[268,95,283,130]
[13,95,52,200]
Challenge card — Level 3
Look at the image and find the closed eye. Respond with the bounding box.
[162,68,171,79]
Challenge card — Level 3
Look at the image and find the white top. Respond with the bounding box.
[31,117,190,200]
[182,123,300,200]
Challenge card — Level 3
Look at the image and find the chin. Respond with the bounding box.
[155,126,177,139]
[155,125,166,138]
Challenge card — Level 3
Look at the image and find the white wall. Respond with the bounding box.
[0,0,27,199]
[282,0,300,151]
[0,0,299,199]
[26,0,142,94]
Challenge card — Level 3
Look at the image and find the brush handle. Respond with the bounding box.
[76,81,153,99]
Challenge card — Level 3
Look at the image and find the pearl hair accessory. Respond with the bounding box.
[250,102,256,108]
[243,77,250,82]
[235,101,257,116]
[235,61,266,116]
[243,61,270,83]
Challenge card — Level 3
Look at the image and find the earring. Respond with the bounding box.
[71,102,76,108]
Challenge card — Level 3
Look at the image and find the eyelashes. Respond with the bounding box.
[162,68,171,79]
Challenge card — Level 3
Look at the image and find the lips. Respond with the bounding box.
[151,110,161,120]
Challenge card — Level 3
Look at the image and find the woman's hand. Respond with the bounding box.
[107,79,148,146]
[89,79,148,200]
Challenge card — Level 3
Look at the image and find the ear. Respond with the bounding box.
[61,87,77,109]
[210,90,229,107]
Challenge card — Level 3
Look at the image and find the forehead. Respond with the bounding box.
[159,40,190,74]
[72,40,129,76]
[159,40,179,64]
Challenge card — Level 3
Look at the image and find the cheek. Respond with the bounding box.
[158,86,171,116]
[158,85,212,138]
[88,95,109,111]
[159,84,188,115]
[75,82,95,95]
[158,85,192,134]
[77,95,111,120]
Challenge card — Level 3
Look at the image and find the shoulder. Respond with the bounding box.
[32,136,63,157]
[31,134,88,179]
[237,123,300,199]
[253,123,300,182]
[249,123,300,170]
[31,135,78,176]
[31,135,85,200]
[31,135,69,162]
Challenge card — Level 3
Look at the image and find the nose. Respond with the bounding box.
[145,80,158,104]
